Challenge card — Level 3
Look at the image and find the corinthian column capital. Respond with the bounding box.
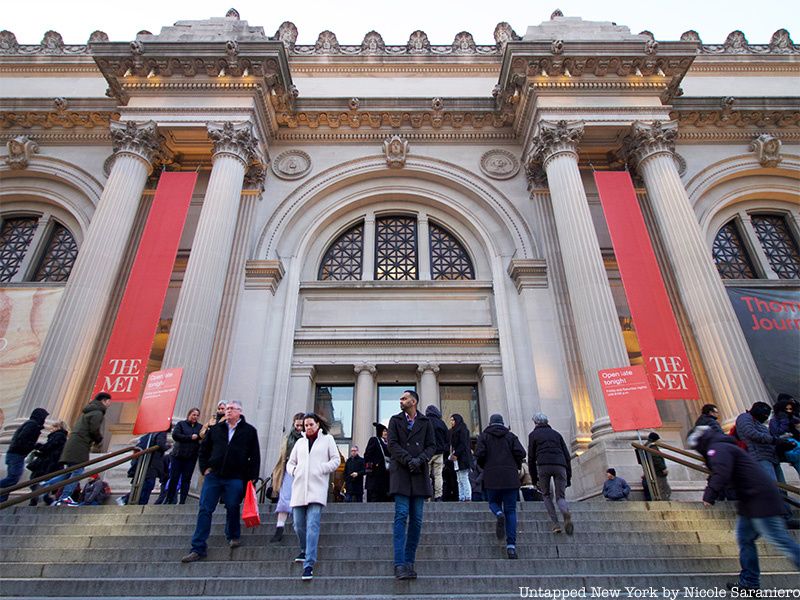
[623,120,678,168]
[109,120,165,171]
[528,120,585,167]
[207,121,258,166]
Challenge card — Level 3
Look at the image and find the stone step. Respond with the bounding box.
[6,556,799,579]
[3,573,799,597]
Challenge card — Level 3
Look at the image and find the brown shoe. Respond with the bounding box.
[229,539,241,549]
[181,552,203,563]
[564,513,574,536]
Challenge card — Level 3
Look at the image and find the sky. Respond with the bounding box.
[3,0,798,46]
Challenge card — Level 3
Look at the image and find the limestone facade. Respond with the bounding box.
[1,12,798,497]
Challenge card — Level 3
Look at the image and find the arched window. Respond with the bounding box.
[712,220,756,279]
[430,223,474,280]
[318,222,364,280]
[318,214,476,281]
[711,211,800,280]
[0,214,79,283]
[375,216,418,280]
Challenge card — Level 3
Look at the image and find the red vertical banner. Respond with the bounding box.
[93,172,197,402]
[594,171,699,400]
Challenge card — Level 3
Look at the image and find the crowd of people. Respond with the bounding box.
[2,390,798,588]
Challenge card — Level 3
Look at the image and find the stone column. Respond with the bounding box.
[362,213,375,280]
[161,122,260,418]
[8,121,162,434]
[352,363,377,450]
[417,362,440,408]
[527,120,629,440]
[417,215,431,280]
[478,364,506,429]
[287,365,316,421]
[624,120,769,420]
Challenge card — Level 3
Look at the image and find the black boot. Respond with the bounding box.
[269,526,284,543]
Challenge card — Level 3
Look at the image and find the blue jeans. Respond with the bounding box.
[139,477,156,505]
[0,453,26,502]
[166,456,197,504]
[486,488,518,547]
[42,465,84,501]
[293,503,323,569]
[189,473,244,556]
[757,459,786,484]
[393,494,425,566]
[736,514,800,588]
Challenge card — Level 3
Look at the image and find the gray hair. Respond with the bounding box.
[532,412,548,425]
[226,400,243,410]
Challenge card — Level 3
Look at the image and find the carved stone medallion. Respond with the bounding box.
[271,149,311,180]
[383,135,409,168]
[480,149,520,180]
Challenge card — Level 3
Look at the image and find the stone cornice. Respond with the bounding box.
[669,97,800,130]
[0,106,119,130]
[507,259,548,292]
[244,259,284,293]
[294,337,500,348]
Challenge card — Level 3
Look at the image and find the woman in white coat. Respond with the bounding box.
[286,412,341,581]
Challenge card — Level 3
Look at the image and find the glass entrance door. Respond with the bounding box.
[377,384,416,427]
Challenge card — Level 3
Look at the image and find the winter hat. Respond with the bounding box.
[750,402,772,423]
[489,414,504,426]
[606,468,616,476]
[532,412,548,425]
[647,432,660,442]
[425,405,442,419]
[373,422,387,435]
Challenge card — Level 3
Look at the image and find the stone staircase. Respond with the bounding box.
[0,501,798,599]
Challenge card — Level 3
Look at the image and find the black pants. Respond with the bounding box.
[166,456,197,504]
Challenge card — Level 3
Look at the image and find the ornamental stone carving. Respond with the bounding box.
[275,21,298,50]
[723,30,749,53]
[751,134,783,168]
[41,31,64,54]
[0,30,19,53]
[314,30,340,54]
[384,135,409,169]
[528,120,585,167]
[271,149,312,180]
[109,120,165,167]
[243,162,267,191]
[417,362,440,375]
[354,363,377,376]
[451,32,476,54]
[769,29,794,53]
[53,97,68,112]
[207,121,258,166]
[645,39,659,54]
[551,40,564,55]
[480,149,520,180]
[493,22,519,48]
[361,31,385,54]
[88,30,108,43]
[680,30,701,43]
[407,30,430,54]
[622,120,678,168]
[4,136,39,170]
[551,9,564,19]
[226,8,240,19]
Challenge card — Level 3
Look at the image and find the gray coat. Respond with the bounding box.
[735,411,778,464]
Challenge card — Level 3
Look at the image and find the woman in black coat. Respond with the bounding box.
[448,414,472,501]
[167,407,203,504]
[27,422,68,506]
[364,423,391,502]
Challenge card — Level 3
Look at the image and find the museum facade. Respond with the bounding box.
[1,10,798,496]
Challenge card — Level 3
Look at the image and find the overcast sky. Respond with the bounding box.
[3,0,798,45]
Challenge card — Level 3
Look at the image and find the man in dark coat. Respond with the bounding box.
[26,421,68,505]
[694,404,724,433]
[474,414,526,559]
[638,432,671,500]
[0,407,48,502]
[364,423,390,502]
[424,405,448,502]
[387,390,435,580]
[182,400,260,562]
[137,426,170,505]
[735,402,784,483]
[689,426,800,590]
[167,407,203,504]
[43,393,111,506]
[344,445,366,503]
[528,412,574,535]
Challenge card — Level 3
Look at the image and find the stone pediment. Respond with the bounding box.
[522,15,648,43]
[136,16,268,43]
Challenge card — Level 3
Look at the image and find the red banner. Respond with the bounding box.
[133,368,182,434]
[599,366,662,431]
[594,171,699,400]
[93,172,196,401]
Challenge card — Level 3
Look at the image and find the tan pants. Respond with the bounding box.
[429,453,444,499]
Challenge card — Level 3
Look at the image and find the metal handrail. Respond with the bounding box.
[0,445,159,510]
[632,441,800,507]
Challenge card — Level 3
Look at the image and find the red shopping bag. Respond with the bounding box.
[242,481,261,528]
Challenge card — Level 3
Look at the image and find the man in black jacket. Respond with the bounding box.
[388,390,435,580]
[528,412,574,535]
[344,445,365,503]
[689,426,799,591]
[475,414,526,559]
[0,408,48,502]
[181,401,260,562]
[424,405,448,502]
[694,404,724,433]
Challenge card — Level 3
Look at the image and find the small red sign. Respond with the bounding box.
[133,368,182,435]
[598,366,662,432]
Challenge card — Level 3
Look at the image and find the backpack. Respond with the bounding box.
[728,425,748,451]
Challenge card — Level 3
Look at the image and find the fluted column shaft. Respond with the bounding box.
[627,121,768,420]
[352,363,377,451]
[10,121,161,432]
[529,121,629,439]
[162,122,258,418]
[418,363,440,409]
